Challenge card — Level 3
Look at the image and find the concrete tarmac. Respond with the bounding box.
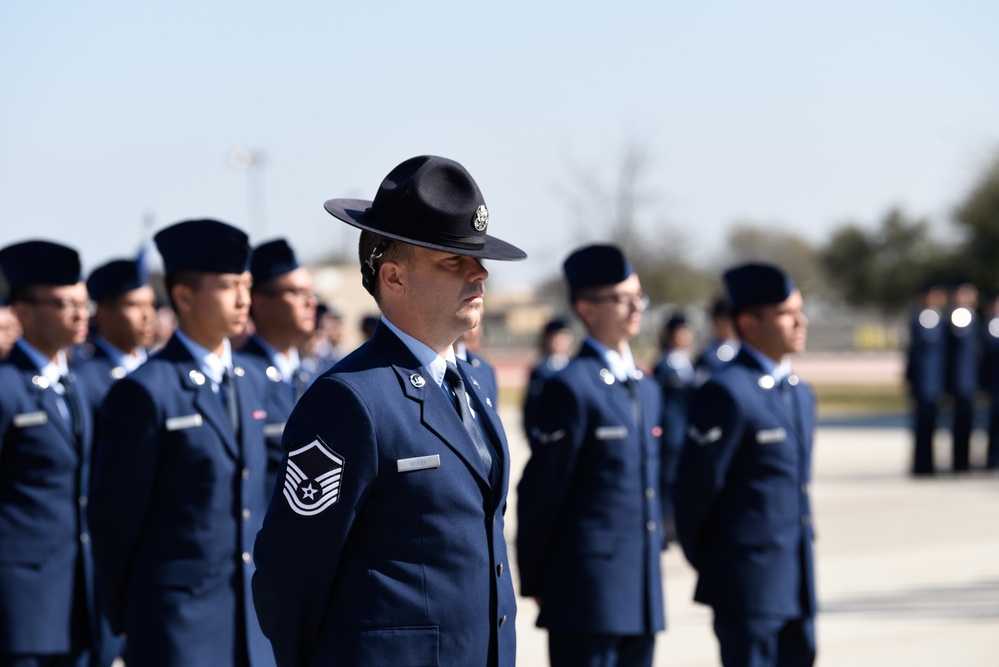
[504,408,999,666]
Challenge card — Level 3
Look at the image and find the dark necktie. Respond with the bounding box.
[220,370,240,436]
[625,376,643,430]
[780,376,802,437]
[58,374,84,443]
[444,361,494,478]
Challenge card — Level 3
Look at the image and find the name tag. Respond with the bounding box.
[397,455,441,473]
[13,411,48,428]
[263,422,287,438]
[166,414,204,431]
[595,425,628,440]
[756,427,787,444]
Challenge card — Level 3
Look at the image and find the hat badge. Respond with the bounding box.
[472,205,489,232]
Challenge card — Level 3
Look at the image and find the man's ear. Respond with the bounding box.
[171,283,194,318]
[379,261,405,298]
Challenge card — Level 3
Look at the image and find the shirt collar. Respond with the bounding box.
[380,316,456,388]
[741,342,791,381]
[585,336,639,382]
[174,328,232,386]
[95,336,147,373]
[251,334,300,384]
[16,339,69,382]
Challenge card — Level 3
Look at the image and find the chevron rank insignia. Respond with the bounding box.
[283,438,344,517]
[688,425,723,446]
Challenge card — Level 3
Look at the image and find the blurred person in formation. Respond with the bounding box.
[905,280,948,476]
[456,321,498,403]
[241,239,320,496]
[652,311,695,544]
[521,317,573,436]
[945,279,980,473]
[88,219,275,667]
[252,155,525,667]
[978,292,999,470]
[0,299,22,358]
[301,302,345,375]
[675,263,817,667]
[150,302,176,353]
[517,244,666,667]
[694,295,739,385]
[0,240,103,666]
[359,313,380,341]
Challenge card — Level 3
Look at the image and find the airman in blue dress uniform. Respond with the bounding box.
[240,239,319,496]
[252,155,526,667]
[945,280,980,472]
[0,241,98,667]
[979,292,999,470]
[674,263,817,667]
[693,296,739,386]
[88,219,276,667]
[517,244,666,667]
[905,280,947,476]
[521,317,573,436]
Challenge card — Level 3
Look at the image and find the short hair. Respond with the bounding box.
[164,271,204,313]
[358,231,414,302]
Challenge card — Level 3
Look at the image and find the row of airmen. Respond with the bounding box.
[0,222,323,667]
[906,280,999,475]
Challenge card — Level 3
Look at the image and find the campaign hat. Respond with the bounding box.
[154,219,251,275]
[324,155,526,262]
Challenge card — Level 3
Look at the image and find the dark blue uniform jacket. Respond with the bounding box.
[675,349,817,619]
[252,323,516,667]
[516,341,666,635]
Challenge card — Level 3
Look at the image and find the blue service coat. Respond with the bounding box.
[521,355,567,437]
[946,307,980,398]
[674,349,817,619]
[516,341,666,636]
[905,307,947,400]
[252,323,517,667]
[465,349,498,403]
[239,335,320,496]
[0,344,98,655]
[88,334,275,667]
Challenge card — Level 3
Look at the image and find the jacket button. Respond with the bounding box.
[801,515,810,526]
[242,508,251,521]
[497,563,504,577]
[78,495,88,508]
[646,520,656,533]
[79,532,90,544]
[498,614,507,628]
[242,552,252,564]
[241,468,250,480]
[645,487,655,499]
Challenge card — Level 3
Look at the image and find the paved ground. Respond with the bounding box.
[503,407,999,666]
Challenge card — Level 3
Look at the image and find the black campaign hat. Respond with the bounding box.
[154,219,251,275]
[0,240,82,288]
[251,239,300,284]
[723,263,796,310]
[87,259,147,302]
[563,244,634,295]
[324,155,526,262]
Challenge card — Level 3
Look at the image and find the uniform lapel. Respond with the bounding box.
[578,344,635,428]
[10,346,79,452]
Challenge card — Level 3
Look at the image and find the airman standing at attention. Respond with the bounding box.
[675,263,817,667]
[241,238,319,496]
[905,280,948,476]
[252,155,525,667]
[517,244,666,667]
[945,279,980,473]
[88,219,275,667]
[0,240,99,667]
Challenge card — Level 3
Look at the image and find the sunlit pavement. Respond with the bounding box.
[503,407,999,667]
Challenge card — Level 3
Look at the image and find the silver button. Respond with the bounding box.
[242,468,250,480]
[80,533,90,544]
[801,515,810,526]
[242,509,251,521]
[498,614,507,628]
[645,487,655,499]
[497,563,504,577]
[800,483,808,493]
[242,552,252,564]
[78,495,88,508]
[646,520,656,533]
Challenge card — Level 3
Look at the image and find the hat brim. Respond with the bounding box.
[324,198,527,262]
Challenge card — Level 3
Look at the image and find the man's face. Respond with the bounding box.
[96,285,157,351]
[398,247,488,341]
[576,273,645,346]
[740,289,808,361]
[15,282,91,353]
[0,306,22,357]
[178,272,252,342]
[252,267,317,339]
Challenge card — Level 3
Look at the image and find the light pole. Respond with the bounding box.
[229,147,268,238]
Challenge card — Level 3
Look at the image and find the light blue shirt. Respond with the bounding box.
[95,336,147,374]
[17,339,69,390]
[380,316,457,389]
[740,342,791,382]
[584,336,640,382]
[250,334,300,386]
[174,329,233,393]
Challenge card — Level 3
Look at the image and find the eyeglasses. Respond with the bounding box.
[582,292,650,309]
[25,298,94,315]
[256,287,317,303]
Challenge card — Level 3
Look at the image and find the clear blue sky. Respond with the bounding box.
[2,1,997,289]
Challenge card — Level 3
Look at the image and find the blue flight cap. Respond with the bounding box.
[723,263,796,310]
[665,312,688,333]
[251,239,300,285]
[87,259,147,302]
[543,317,569,336]
[563,244,634,296]
[154,219,251,275]
[0,240,82,289]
